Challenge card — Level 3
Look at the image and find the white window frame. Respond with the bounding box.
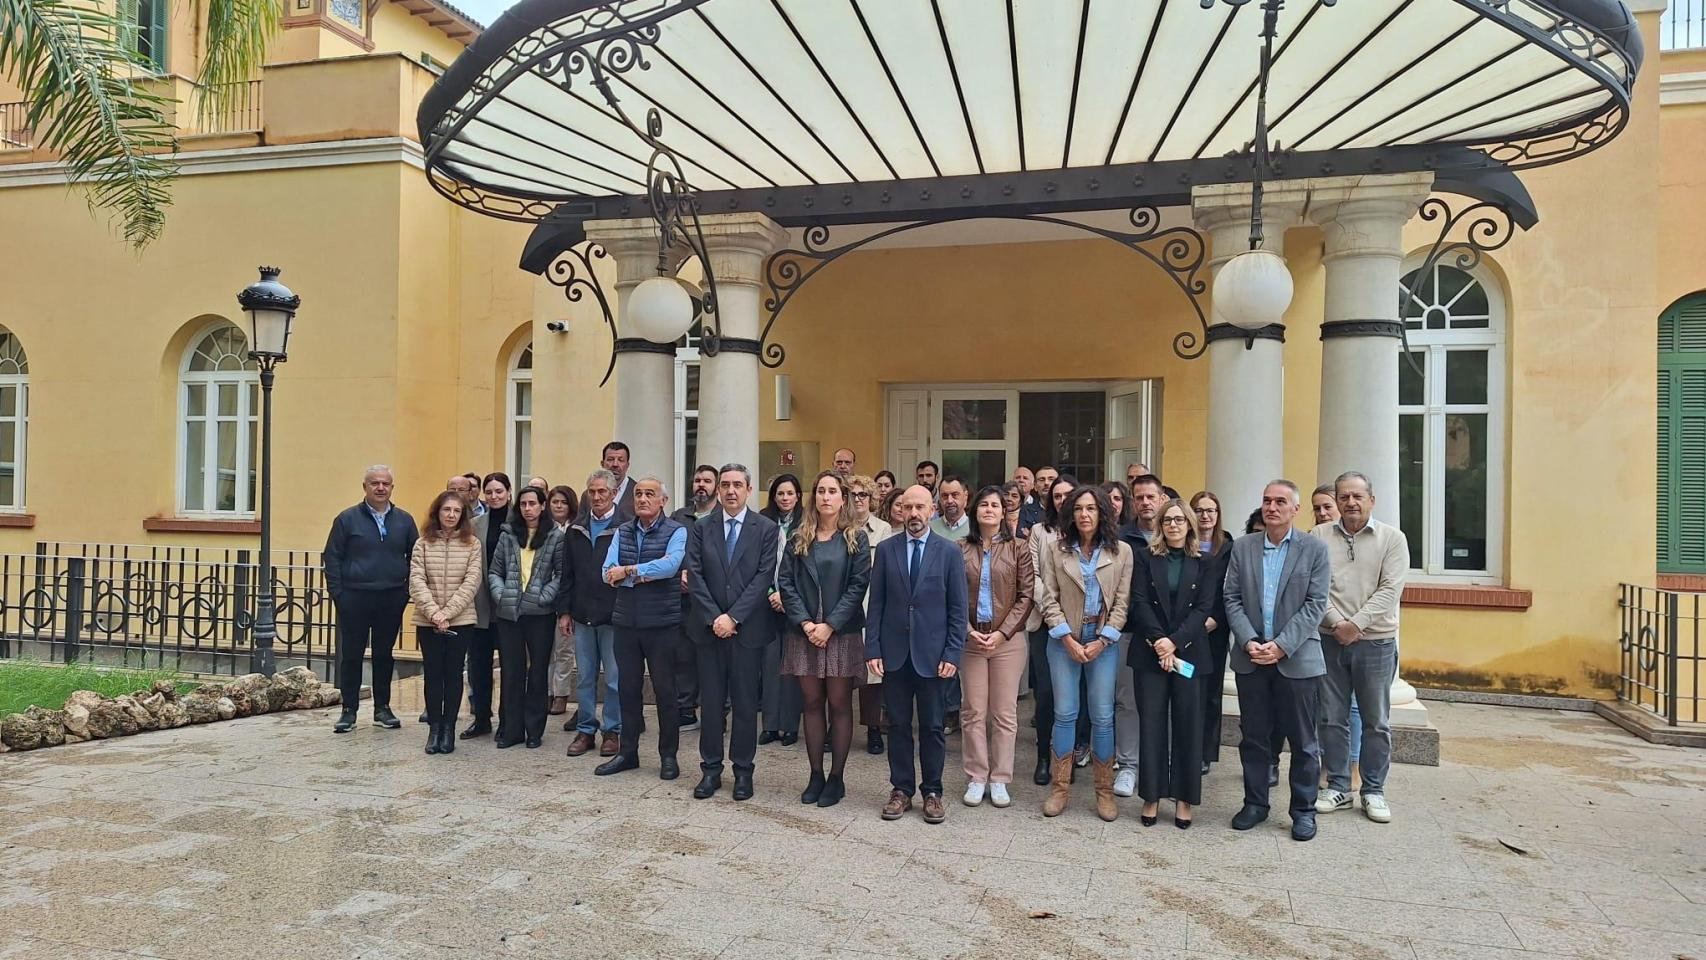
[673,326,701,497]
[177,322,259,517]
[0,329,29,512]
[505,341,533,482]
[1398,257,1506,584]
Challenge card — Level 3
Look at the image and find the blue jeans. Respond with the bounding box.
[573,621,620,735]
[1047,628,1119,762]
[1349,695,1363,765]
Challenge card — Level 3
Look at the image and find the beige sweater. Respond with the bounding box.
[1313,519,1408,639]
[408,534,485,627]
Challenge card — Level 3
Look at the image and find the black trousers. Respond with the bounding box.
[616,625,680,761]
[883,658,949,797]
[1234,666,1321,818]
[497,615,554,741]
[697,638,763,774]
[1135,667,1205,805]
[1026,629,1055,755]
[1203,630,1228,764]
[675,624,700,716]
[335,587,407,709]
[464,625,497,724]
[418,627,468,725]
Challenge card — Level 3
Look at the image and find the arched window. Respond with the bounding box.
[179,323,258,516]
[0,329,29,511]
[1397,260,1506,581]
[506,342,533,482]
[1659,293,1706,573]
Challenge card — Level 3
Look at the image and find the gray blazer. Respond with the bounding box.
[487,524,565,621]
[1222,529,1331,679]
[470,512,493,629]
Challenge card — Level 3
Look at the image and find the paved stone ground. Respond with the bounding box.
[2,687,1705,960]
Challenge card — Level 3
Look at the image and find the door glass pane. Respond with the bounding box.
[684,363,700,411]
[1398,353,1425,406]
[0,420,15,506]
[942,450,1007,491]
[216,421,237,511]
[941,399,1008,441]
[217,382,237,417]
[186,383,205,417]
[0,385,15,418]
[1443,413,1489,570]
[515,380,532,417]
[1018,392,1105,482]
[1398,414,1424,569]
[1445,351,1489,405]
[184,421,205,511]
[514,420,532,479]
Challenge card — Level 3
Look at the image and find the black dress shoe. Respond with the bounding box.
[525,737,543,749]
[418,711,429,724]
[1231,804,1269,831]
[1200,761,1212,776]
[867,728,884,755]
[1033,753,1052,786]
[332,708,357,734]
[1175,816,1193,830]
[732,772,753,801]
[779,732,798,747]
[1291,812,1317,842]
[494,736,523,749]
[595,754,639,776]
[373,707,402,729]
[1140,813,1158,827]
[659,756,680,780]
[800,771,825,804]
[693,772,722,799]
[759,730,779,745]
[1267,763,1280,787]
[424,731,440,755]
[459,721,492,740]
[816,775,845,808]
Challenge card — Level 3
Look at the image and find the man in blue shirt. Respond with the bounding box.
[595,477,689,780]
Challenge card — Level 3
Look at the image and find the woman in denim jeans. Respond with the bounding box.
[1038,485,1132,822]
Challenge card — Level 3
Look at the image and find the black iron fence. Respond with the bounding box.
[1665,0,1706,50]
[0,542,420,681]
[1618,584,1703,725]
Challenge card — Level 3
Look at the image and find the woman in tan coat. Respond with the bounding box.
[1038,484,1133,821]
[958,485,1034,809]
[409,490,484,755]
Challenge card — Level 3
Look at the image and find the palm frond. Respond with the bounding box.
[0,0,177,246]
[196,0,279,123]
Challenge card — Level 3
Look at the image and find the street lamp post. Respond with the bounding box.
[236,267,300,677]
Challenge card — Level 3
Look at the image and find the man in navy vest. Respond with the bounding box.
[595,476,688,781]
[866,484,967,824]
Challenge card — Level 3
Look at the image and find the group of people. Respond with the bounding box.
[322,443,1406,839]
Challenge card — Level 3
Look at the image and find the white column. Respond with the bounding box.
[695,213,788,475]
[584,218,684,488]
[1192,183,1307,516]
[1309,173,1435,722]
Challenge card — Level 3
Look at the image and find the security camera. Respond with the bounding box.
[546,321,568,333]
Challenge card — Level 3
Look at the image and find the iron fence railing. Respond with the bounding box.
[1618,584,1703,725]
[1664,0,1706,50]
[189,79,263,135]
[0,101,31,150]
[0,542,421,682]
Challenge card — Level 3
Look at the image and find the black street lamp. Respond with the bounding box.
[236,266,300,677]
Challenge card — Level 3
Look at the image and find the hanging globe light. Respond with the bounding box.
[1213,248,1292,331]
[625,275,699,343]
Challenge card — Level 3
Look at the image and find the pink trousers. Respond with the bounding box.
[959,634,1028,785]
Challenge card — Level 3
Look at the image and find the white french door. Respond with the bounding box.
[1105,380,1161,481]
[932,390,1019,489]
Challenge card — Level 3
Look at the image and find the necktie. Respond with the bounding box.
[725,517,739,566]
[909,538,924,591]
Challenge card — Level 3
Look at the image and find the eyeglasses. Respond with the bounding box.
[1161,516,1191,525]
[851,492,870,500]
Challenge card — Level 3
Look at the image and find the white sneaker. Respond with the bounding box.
[1315,789,1353,814]
[988,783,1011,808]
[1112,766,1137,798]
[1362,795,1391,823]
[963,782,986,806]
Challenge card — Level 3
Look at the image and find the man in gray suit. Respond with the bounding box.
[684,464,780,802]
[1224,479,1332,841]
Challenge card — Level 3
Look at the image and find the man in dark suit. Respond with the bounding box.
[1224,479,1332,841]
[866,485,967,825]
[684,463,779,801]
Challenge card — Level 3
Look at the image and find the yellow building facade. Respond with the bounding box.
[0,2,1701,704]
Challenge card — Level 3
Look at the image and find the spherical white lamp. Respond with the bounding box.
[1213,248,1293,330]
[625,275,698,343]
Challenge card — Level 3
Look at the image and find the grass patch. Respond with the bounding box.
[0,660,197,716]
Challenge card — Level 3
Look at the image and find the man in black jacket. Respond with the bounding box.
[323,465,418,733]
[554,468,623,758]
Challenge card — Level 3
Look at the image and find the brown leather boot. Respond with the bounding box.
[1042,753,1074,817]
[547,696,568,716]
[1091,757,1119,822]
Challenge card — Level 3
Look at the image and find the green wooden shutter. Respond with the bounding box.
[1660,295,1706,573]
[146,0,168,71]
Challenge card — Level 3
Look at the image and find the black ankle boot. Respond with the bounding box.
[425,722,441,755]
[437,722,456,754]
[1033,750,1052,786]
[800,770,826,804]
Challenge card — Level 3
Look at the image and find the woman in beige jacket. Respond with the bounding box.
[1037,484,1132,822]
[409,489,485,756]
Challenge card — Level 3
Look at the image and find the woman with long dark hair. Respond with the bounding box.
[1190,490,1234,775]
[1130,499,1216,827]
[460,472,511,741]
[486,485,564,749]
[958,485,1033,808]
[409,490,484,755]
[1037,485,1132,822]
[760,473,804,745]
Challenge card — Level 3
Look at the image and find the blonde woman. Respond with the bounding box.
[408,490,484,755]
[778,471,871,807]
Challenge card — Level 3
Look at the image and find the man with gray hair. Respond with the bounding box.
[555,467,624,758]
[684,463,779,800]
[1313,470,1408,824]
[323,465,419,734]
